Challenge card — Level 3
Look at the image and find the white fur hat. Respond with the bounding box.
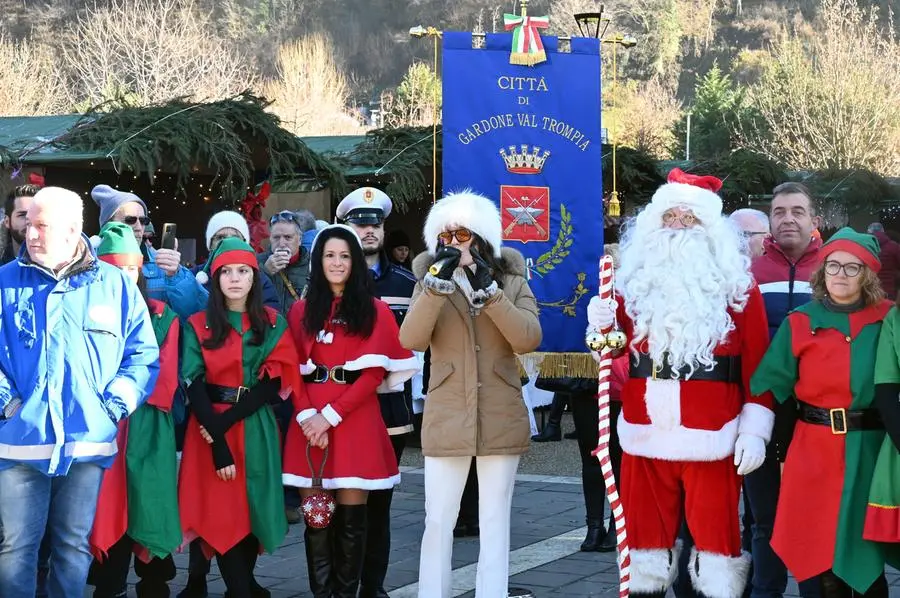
[423,190,502,257]
[205,211,250,250]
[642,168,724,226]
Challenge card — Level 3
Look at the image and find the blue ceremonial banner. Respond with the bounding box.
[442,32,604,360]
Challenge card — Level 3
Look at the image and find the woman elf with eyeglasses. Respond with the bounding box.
[751,228,900,597]
[282,225,418,598]
[178,237,302,597]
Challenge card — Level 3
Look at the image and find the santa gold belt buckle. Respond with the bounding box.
[829,408,847,435]
[651,360,659,381]
[330,367,348,384]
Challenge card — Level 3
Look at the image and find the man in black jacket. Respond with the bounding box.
[337,187,417,598]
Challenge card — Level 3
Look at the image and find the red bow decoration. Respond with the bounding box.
[27,173,45,187]
[667,168,723,193]
[241,182,271,253]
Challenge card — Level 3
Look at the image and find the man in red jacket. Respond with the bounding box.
[588,169,774,598]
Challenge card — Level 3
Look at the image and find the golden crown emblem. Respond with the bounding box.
[499,145,550,175]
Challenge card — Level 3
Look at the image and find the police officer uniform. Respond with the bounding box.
[336,187,417,598]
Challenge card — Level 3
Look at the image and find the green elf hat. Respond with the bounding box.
[196,236,258,285]
[821,226,881,273]
[94,222,143,267]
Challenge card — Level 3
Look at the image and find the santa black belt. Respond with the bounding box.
[206,383,249,404]
[797,401,883,435]
[302,365,361,385]
[629,354,742,383]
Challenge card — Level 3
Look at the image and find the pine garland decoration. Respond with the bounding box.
[327,125,442,212]
[53,92,345,203]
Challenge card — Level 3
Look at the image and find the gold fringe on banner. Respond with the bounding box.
[517,352,598,379]
[509,50,546,66]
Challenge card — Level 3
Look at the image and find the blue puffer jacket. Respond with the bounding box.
[0,237,160,476]
[143,245,209,319]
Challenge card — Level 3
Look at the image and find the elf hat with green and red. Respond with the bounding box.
[95,222,144,267]
[821,227,881,273]
[196,236,258,285]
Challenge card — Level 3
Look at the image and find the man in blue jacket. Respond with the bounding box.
[0,187,160,598]
[92,184,208,319]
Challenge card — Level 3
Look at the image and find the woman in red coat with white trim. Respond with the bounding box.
[283,224,419,598]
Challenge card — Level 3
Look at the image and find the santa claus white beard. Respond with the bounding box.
[617,225,752,374]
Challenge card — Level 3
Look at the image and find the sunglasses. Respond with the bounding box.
[270,210,299,226]
[122,216,151,226]
[437,228,473,245]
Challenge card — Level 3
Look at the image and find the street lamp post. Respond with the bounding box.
[575,9,636,218]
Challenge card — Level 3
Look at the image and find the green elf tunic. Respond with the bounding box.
[89,299,181,562]
[750,298,895,592]
[865,306,900,542]
[178,307,300,557]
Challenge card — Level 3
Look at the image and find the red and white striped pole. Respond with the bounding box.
[590,255,630,598]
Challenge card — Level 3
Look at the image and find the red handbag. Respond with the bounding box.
[301,443,336,528]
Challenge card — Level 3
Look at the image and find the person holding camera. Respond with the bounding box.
[400,191,542,598]
[259,210,314,315]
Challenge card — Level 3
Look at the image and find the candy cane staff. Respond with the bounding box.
[585,254,631,598]
[586,169,775,598]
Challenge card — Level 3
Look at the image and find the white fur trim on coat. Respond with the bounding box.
[618,411,740,462]
[321,404,342,427]
[630,543,681,593]
[299,359,317,375]
[643,181,723,226]
[343,354,421,391]
[688,548,751,598]
[423,190,502,257]
[644,379,681,431]
[296,409,317,424]
[282,472,401,490]
[737,402,775,444]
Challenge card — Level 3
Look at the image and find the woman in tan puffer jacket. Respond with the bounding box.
[400,191,541,598]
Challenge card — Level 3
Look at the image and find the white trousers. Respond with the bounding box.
[417,454,520,598]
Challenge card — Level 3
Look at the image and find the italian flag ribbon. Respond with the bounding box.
[503,13,550,66]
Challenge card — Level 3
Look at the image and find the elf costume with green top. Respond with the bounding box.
[88,222,182,595]
[178,237,302,561]
[750,227,899,594]
[865,305,900,543]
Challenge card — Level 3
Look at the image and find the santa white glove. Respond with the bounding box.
[733,433,766,476]
[587,296,617,330]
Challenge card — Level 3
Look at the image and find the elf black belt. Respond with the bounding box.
[302,365,361,385]
[797,401,883,435]
[629,354,742,383]
[206,384,249,404]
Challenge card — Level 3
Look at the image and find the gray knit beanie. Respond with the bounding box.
[91,185,147,226]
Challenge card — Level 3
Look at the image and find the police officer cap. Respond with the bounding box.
[336,187,392,225]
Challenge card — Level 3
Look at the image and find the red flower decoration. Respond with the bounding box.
[241,182,271,253]
[27,173,45,187]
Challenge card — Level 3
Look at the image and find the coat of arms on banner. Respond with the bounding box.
[501,185,550,243]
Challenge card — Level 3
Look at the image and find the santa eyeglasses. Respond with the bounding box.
[661,209,699,228]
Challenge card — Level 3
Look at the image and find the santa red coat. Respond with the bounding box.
[615,285,775,461]
[282,298,419,489]
[614,285,774,597]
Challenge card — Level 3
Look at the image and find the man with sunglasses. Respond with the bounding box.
[336,187,418,598]
[258,209,312,315]
[91,185,208,319]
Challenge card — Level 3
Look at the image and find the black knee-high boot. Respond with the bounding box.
[332,504,368,598]
[533,393,567,442]
[304,524,333,598]
[818,570,852,598]
[134,553,176,598]
[216,536,255,598]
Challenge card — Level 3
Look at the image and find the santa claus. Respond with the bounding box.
[588,169,774,598]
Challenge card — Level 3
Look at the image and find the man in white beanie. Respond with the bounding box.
[91,184,206,319]
[586,169,774,598]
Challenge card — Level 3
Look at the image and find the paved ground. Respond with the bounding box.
[94,422,900,597]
